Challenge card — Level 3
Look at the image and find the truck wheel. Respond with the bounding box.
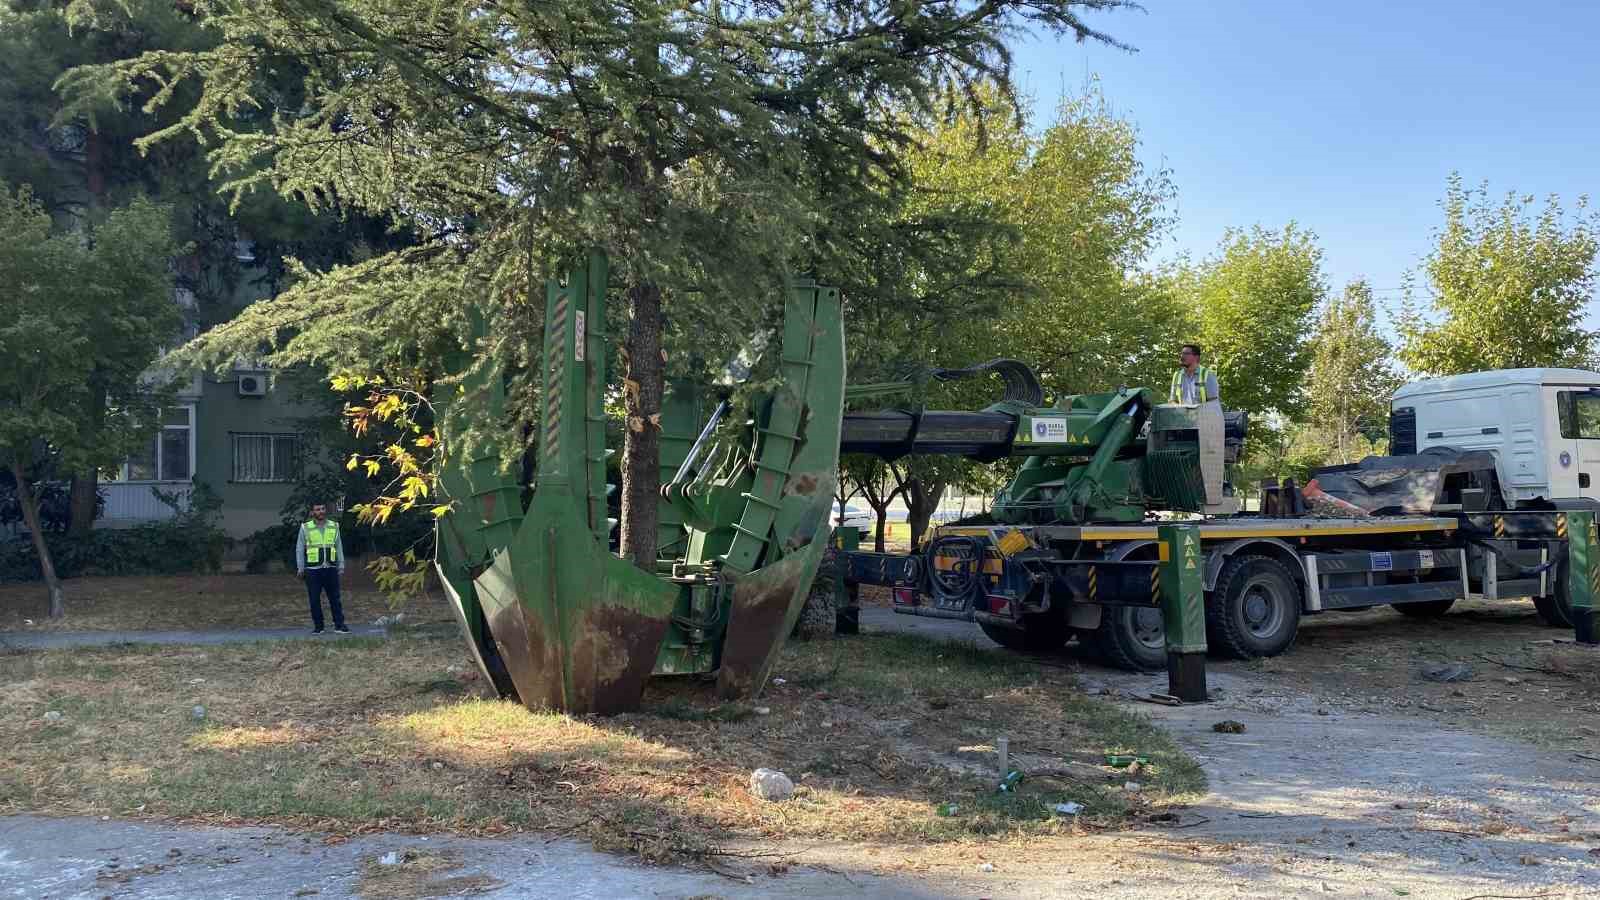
[978,608,1071,653]
[1207,555,1301,659]
[1088,605,1168,672]
[1391,598,1456,618]
[1533,557,1573,627]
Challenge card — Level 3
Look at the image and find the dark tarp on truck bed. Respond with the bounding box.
[1310,447,1499,515]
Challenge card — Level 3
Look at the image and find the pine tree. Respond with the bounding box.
[69,0,1135,568]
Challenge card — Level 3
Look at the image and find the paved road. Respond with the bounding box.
[0,624,388,651]
[0,815,932,900]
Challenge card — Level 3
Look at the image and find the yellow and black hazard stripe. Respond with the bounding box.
[1493,515,1506,539]
[1149,564,1161,603]
[1087,566,1098,601]
[1556,514,1568,539]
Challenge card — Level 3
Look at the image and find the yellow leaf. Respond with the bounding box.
[415,434,435,448]
[430,504,452,519]
[346,454,360,471]
[363,460,381,477]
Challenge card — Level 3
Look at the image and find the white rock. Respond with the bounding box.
[771,678,787,685]
[753,706,771,716]
[749,768,795,802]
[379,851,401,866]
[43,711,62,722]
[977,863,995,873]
[1123,781,1142,793]
[1053,802,1084,815]
[192,705,207,720]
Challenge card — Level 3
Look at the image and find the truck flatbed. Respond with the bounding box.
[933,516,1459,542]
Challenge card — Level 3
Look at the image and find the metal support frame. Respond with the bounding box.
[1569,511,1599,644]
[1157,523,1207,702]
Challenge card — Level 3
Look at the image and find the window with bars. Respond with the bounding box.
[232,433,301,483]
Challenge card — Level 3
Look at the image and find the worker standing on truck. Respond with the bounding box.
[1170,343,1220,406]
[296,501,349,635]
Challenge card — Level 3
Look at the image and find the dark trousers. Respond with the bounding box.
[306,567,345,629]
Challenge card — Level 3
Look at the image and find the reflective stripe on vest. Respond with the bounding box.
[1170,366,1212,404]
[305,521,340,567]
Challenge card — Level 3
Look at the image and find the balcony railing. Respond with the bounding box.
[101,482,191,523]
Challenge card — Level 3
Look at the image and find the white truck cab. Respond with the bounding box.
[1391,368,1600,508]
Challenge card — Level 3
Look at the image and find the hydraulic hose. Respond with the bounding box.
[921,534,988,611]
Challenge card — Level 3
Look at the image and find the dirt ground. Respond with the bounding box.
[1217,596,1600,751]
[860,601,1600,898]
[0,571,456,632]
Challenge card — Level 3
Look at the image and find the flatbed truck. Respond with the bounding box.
[833,368,1599,670]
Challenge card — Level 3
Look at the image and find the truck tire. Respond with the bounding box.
[978,608,1071,653]
[1391,598,1456,618]
[1533,557,1573,627]
[1206,554,1301,659]
[1087,605,1168,672]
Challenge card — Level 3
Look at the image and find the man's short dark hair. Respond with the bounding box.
[1181,343,1202,358]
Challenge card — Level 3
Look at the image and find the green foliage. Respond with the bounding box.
[838,83,1178,529]
[1174,224,1327,419]
[0,0,403,329]
[0,183,180,477]
[1399,174,1600,375]
[62,0,1134,560]
[1305,280,1404,464]
[243,521,298,574]
[0,483,228,583]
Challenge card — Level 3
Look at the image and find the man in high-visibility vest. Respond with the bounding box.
[1169,343,1220,406]
[295,502,348,634]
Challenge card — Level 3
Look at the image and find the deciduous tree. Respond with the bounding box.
[1177,224,1326,420]
[0,185,180,617]
[1399,174,1599,375]
[1306,280,1403,463]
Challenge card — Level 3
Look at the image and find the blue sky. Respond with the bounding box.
[1012,2,1600,326]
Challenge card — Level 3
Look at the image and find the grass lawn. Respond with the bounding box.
[0,571,455,632]
[0,628,1203,862]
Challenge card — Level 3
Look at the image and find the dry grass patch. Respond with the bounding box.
[0,571,454,632]
[357,849,503,899]
[0,628,1202,863]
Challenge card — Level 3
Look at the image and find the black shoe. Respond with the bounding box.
[333,625,351,634]
[311,627,325,635]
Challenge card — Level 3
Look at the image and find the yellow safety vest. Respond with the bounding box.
[304,521,340,567]
[1170,366,1213,404]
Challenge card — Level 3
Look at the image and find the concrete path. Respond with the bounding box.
[0,624,388,651]
[0,815,932,900]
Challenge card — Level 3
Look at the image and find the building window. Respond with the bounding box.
[232,433,301,483]
[117,406,194,483]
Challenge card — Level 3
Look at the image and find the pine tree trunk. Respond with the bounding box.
[619,281,664,570]
[11,463,65,619]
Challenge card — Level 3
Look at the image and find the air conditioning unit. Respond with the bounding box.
[237,373,267,397]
